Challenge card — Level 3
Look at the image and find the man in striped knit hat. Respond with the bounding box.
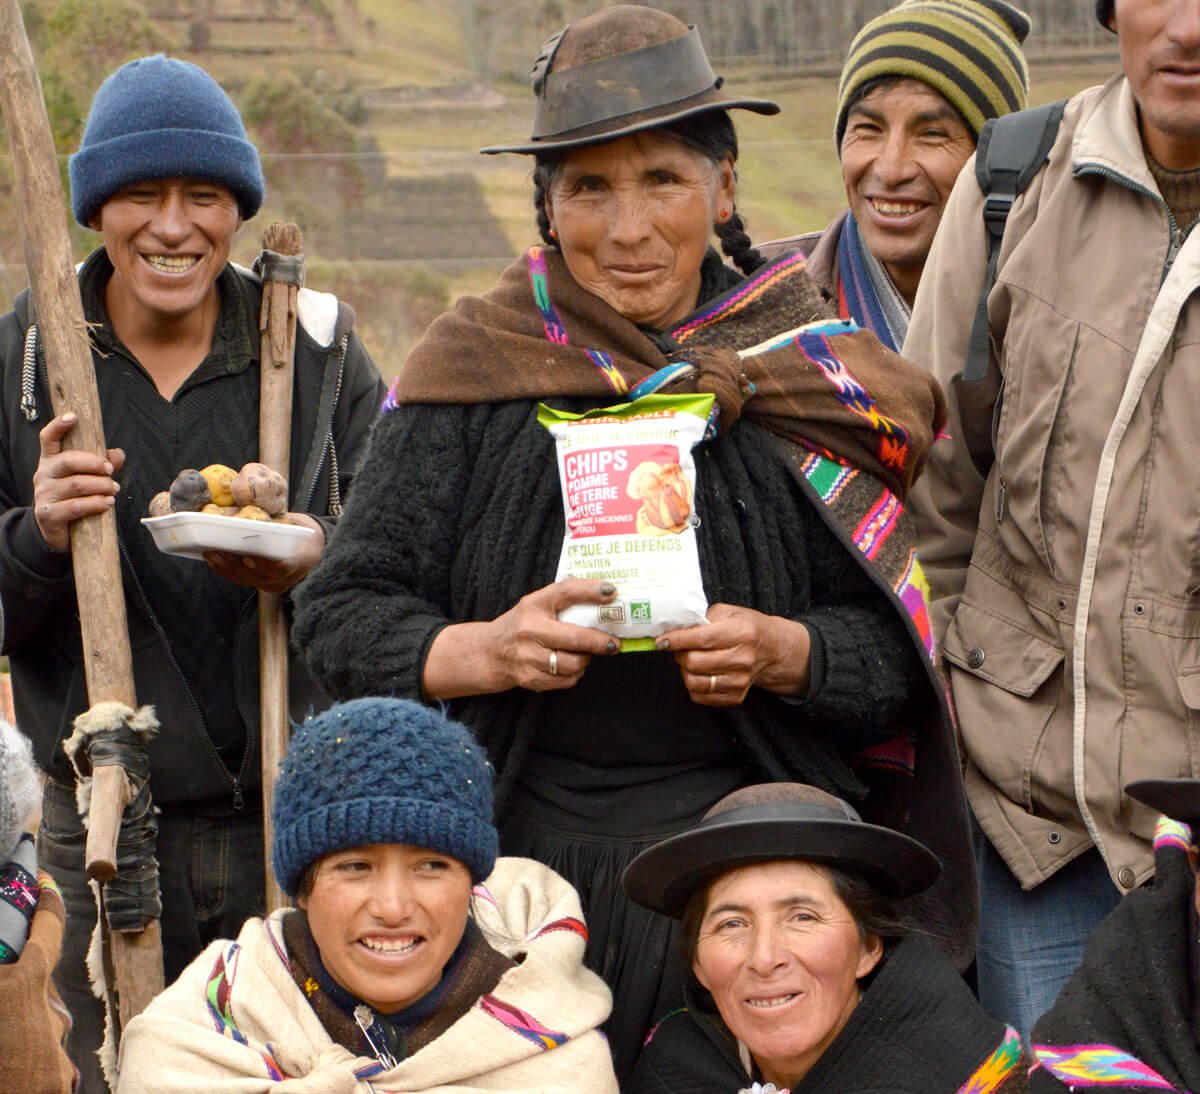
[767,0,1030,352]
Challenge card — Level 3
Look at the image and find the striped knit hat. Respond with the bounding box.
[835,0,1031,148]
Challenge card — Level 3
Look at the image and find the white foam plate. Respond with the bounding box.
[141,512,316,562]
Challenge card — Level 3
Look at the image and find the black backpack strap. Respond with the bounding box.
[963,100,1067,382]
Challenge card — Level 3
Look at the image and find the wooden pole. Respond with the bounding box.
[258,223,302,915]
[0,0,162,1025]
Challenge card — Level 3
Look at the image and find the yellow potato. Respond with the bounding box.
[236,505,271,522]
[200,464,238,507]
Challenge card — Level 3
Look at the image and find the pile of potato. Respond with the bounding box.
[149,463,292,523]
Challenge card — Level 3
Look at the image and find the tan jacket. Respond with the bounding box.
[115,858,617,1093]
[905,74,1200,892]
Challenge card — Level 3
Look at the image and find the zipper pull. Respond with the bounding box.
[995,475,1007,523]
[1166,227,1184,272]
[231,779,245,812]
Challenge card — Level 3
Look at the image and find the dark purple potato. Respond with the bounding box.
[169,469,212,512]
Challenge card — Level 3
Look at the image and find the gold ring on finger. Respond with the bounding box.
[548,649,559,676]
[708,673,717,693]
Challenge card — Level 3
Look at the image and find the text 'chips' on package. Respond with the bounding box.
[539,394,714,647]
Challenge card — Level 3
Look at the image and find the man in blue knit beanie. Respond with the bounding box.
[0,54,384,1091]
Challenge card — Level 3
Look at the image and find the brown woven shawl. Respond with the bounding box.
[386,247,945,501]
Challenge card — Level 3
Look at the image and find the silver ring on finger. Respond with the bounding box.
[708,673,717,693]
[548,649,559,676]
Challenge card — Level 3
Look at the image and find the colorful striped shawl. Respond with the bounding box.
[1032,1045,1184,1090]
[511,246,940,666]
[385,245,945,502]
[958,1026,1025,1094]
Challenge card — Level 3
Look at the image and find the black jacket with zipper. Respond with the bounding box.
[0,248,385,814]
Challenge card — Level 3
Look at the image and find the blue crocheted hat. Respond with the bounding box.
[69,54,265,228]
[271,698,498,895]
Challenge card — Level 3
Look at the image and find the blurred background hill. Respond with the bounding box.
[0,0,1119,380]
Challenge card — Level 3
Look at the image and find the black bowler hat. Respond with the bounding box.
[1126,778,1200,827]
[481,5,778,156]
[622,783,943,919]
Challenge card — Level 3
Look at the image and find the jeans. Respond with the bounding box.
[38,778,266,1093]
[973,816,1121,1043]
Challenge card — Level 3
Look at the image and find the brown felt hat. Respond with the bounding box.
[622,782,942,919]
[1126,778,1200,828]
[481,5,779,156]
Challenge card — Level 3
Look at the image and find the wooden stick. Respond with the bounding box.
[259,223,302,915]
[0,0,162,1024]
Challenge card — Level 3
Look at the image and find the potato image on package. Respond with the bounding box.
[627,460,692,535]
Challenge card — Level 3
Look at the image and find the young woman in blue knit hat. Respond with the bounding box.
[115,697,618,1093]
[3,54,385,1091]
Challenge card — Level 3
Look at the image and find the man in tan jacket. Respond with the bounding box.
[906,0,1200,1042]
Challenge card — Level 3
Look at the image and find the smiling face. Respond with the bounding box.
[297,843,473,1015]
[544,129,736,330]
[1114,0,1200,170]
[692,861,883,1091]
[840,78,975,305]
[90,176,240,333]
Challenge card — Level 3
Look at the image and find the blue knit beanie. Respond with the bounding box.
[69,54,265,228]
[271,699,498,895]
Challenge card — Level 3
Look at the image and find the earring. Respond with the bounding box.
[719,208,730,220]
[548,227,557,238]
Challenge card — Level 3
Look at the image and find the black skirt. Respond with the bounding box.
[502,754,747,1082]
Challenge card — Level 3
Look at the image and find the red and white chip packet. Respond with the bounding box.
[538,393,713,648]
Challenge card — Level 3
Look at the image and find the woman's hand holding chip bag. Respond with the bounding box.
[655,604,812,707]
[422,577,619,699]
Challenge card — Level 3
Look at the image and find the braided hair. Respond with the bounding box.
[532,110,765,276]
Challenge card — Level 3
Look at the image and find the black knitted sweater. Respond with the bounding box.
[293,393,924,811]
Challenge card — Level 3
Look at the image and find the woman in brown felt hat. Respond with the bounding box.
[623,784,1028,1094]
[294,5,971,1079]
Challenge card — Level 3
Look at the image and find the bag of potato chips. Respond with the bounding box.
[538,393,713,649]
